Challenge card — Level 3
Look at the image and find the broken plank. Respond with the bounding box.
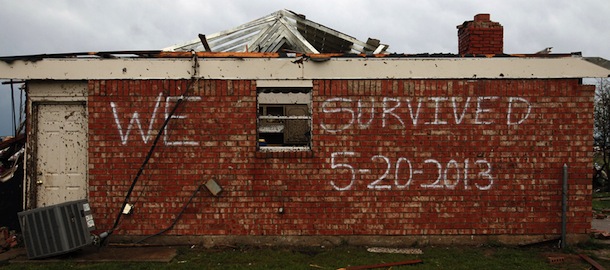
[343,259,423,270]
[578,254,606,270]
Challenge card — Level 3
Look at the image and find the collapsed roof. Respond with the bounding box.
[1,11,610,80]
[163,9,389,54]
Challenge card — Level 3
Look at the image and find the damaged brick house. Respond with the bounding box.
[1,10,610,246]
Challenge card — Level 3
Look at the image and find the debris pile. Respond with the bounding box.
[0,135,24,183]
[0,227,17,254]
[0,134,25,250]
[590,229,610,240]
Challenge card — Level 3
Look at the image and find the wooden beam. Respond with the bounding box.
[198,34,212,52]
[342,259,423,270]
[578,254,606,270]
[0,133,25,150]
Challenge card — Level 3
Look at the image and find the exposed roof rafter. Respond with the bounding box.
[163,9,387,54]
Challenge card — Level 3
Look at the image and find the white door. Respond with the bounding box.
[36,103,88,207]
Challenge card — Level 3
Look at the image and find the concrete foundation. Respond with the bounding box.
[109,234,589,248]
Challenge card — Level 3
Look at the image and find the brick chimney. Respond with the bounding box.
[457,14,503,55]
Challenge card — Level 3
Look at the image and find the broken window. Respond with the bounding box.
[257,87,311,152]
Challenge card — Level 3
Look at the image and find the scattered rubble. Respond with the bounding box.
[0,227,18,254]
[590,229,610,240]
[546,256,564,264]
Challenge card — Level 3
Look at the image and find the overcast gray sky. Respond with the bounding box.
[1,0,609,136]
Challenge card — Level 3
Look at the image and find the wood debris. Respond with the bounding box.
[340,259,423,270]
[579,254,606,270]
[366,247,423,255]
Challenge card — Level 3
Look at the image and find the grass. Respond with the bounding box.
[593,199,610,212]
[593,191,610,212]
[593,192,610,199]
[4,244,604,270]
[6,190,610,269]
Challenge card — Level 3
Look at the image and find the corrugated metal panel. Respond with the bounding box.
[163,10,386,54]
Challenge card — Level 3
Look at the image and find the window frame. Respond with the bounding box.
[256,80,312,153]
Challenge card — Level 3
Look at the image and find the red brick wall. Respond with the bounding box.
[88,78,593,237]
[458,14,503,55]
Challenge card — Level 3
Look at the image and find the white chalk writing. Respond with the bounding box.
[452,97,471,124]
[507,97,531,125]
[164,96,201,146]
[321,98,354,133]
[111,93,163,145]
[111,93,201,145]
[320,96,531,133]
[330,151,494,191]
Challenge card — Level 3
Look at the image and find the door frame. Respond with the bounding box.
[24,80,88,209]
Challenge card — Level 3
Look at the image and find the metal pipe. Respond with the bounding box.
[10,80,16,136]
[561,163,568,249]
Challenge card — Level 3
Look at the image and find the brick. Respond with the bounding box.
[87,78,591,237]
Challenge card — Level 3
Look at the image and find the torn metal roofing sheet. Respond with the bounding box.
[163,9,389,54]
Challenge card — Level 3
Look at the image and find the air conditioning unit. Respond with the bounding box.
[18,199,96,259]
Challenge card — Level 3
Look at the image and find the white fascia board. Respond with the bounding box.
[1,56,609,80]
[0,58,193,80]
[257,79,313,87]
[300,57,610,79]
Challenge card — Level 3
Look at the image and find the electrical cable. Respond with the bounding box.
[131,63,205,244]
[135,184,204,244]
[101,52,200,245]
[101,95,185,245]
